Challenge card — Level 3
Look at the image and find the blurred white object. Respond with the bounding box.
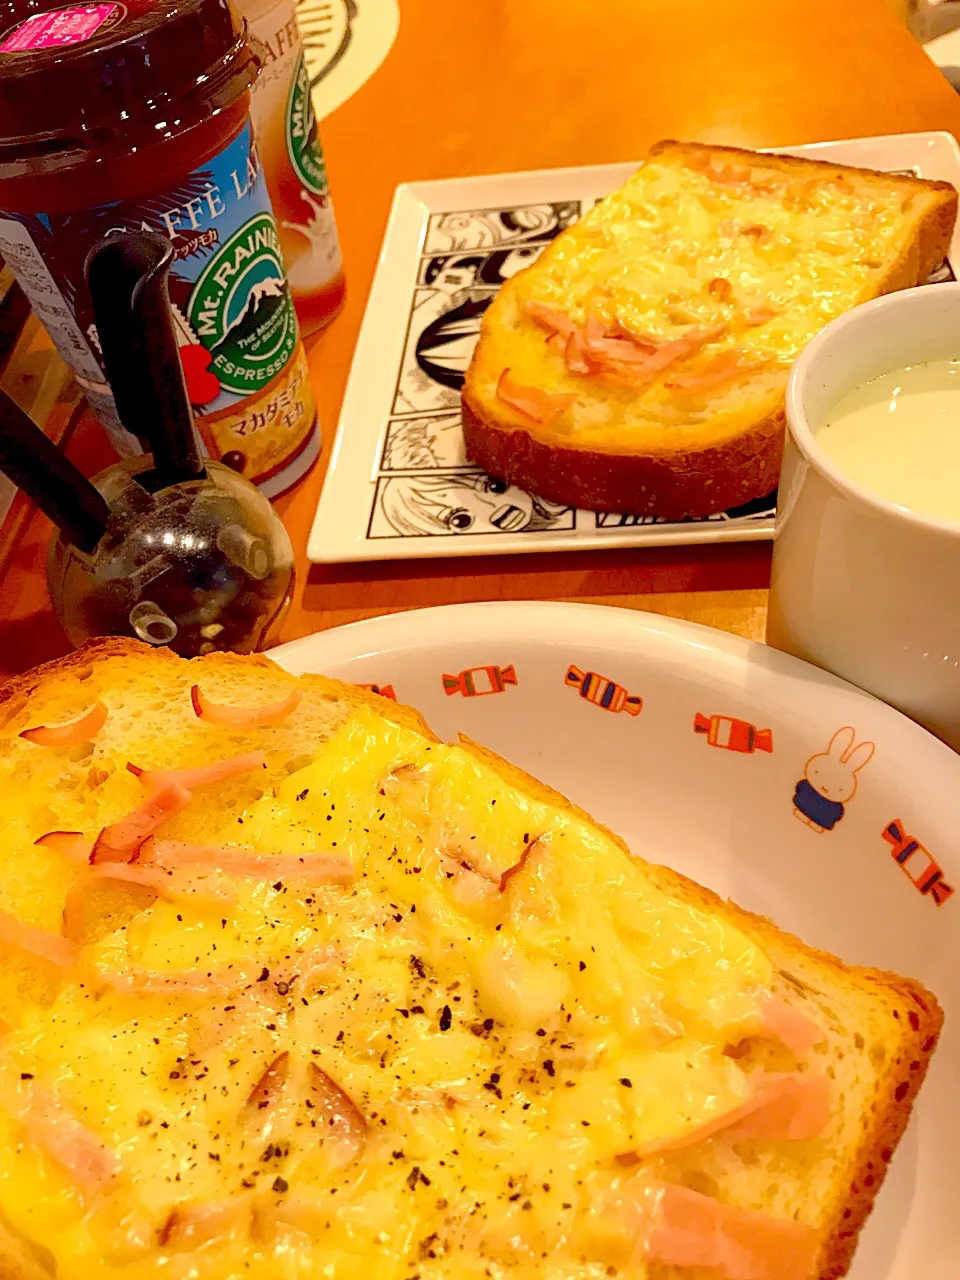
[919,0,960,89]
[297,0,399,120]
[915,0,960,41]
[925,27,960,88]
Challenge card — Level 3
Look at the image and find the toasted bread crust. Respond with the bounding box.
[462,393,785,517]
[0,637,436,747]
[462,139,958,517]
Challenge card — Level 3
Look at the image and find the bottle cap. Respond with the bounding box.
[0,0,259,173]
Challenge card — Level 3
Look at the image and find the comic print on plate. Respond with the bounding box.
[367,196,778,541]
[369,201,583,539]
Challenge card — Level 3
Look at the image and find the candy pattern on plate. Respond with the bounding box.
[883,820,955,907]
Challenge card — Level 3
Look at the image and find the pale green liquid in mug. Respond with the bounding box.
[817,358,960,522]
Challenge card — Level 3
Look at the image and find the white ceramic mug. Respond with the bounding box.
[767,282,960,751]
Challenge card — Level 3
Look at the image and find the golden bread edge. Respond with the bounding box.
[0,636,438,747]
[461,139,959,518]
[0,643,944,1280]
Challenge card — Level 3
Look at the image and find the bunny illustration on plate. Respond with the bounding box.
[793,726,875,833]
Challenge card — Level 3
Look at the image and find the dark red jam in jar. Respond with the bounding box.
[0,0,320,497]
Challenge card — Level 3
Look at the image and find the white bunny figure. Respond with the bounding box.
[793,726,875,833]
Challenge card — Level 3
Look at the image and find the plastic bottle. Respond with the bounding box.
[0,0,321,497]
[238,0,346,335]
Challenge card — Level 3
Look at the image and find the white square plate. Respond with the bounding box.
[308,132,960,564]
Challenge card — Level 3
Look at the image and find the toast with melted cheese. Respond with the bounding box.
[0,639,941,1280]
[462,139,958,517]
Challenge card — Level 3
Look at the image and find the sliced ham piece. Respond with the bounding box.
[448,841,507,887]
[91,751,269,869]
[587,335,662,365]
[140,839,354,885]
[729,1071,831,1142]
[527,298,727,389]
[587,324,727,387]
[524,300,579,339]
[160,1196,252,1251]
[451,834,548,896]
[126,750,267,792]
[241,1052,291,1143]
[83,861,236,906]
[191,685,301,728]
[743,305,778,326]
[756,995,825,1056]
[90,781,191,865]
[632,1070,830,1159]
[644,1182,818,1280]
[439,854,500,907]
[19,701,107,747]
[564,330,593,374]
[497,835,548,893]
[307,1063,367,1166]
[686,153,779,193]
[496,370,576,424]
[34,831,92,864]
[665,350,771,392]
[243,1051,290,1117]
[0,909,75,969]
[15,1081,118,1199]
[95,962,263,997]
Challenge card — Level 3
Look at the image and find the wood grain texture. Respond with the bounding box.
[3,0,960,676]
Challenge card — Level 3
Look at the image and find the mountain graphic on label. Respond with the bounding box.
[189,212,299,395]
[212,276,289,354]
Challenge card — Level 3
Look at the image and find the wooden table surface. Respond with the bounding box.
[3,0,960,675]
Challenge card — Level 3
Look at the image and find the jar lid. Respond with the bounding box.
[0,0,259,164]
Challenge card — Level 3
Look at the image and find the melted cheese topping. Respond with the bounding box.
[486,152,926,445]
[0,707,774,1279]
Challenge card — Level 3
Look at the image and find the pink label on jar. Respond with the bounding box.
[0,4,120,52]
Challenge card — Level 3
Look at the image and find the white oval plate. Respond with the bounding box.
[272,601,959,1278]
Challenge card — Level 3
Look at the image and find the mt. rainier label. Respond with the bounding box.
[189,212,298,395]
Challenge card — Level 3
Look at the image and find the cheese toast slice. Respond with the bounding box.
[0,639,941,1280]
[462,139,958,517]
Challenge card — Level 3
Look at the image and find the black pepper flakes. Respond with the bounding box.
[272,1176,289,1193]
[438,1005,452,1032]
[619,1077,633,1088]
[543,1060,555,1077]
